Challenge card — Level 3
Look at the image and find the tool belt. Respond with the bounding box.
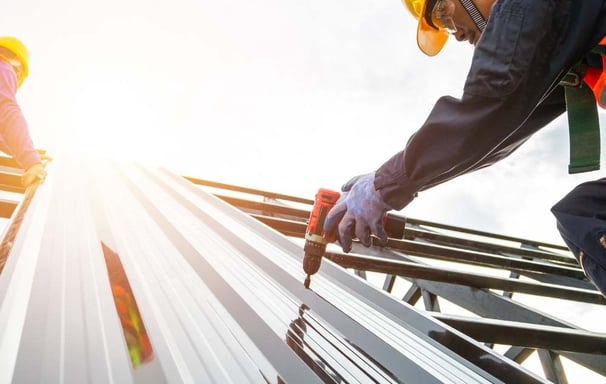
[561,36,606,174]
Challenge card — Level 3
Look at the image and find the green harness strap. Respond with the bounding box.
[564,79,601,174]
[563,43,605,174]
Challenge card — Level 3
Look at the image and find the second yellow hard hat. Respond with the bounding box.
[0,36,30,87]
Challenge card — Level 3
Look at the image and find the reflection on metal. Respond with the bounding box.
[101,242,154,368]
[0,156,602,383]
[282,304,344,383]
[0,176,41,273]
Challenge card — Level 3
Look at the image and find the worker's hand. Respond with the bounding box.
[324,172,392,253]
[40,153,53,162]
[21,163,47,188]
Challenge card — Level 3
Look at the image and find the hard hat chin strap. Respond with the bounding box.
[458,0,487,32]
[423,0,440,30]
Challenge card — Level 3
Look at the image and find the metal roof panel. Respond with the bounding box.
[0,157,527,383]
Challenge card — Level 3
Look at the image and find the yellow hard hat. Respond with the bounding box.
[402,0,448,56]
[0,36,29,87]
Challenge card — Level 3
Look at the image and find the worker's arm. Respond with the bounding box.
[375,86,566,209]
[375,0,574,209]
[326,87,565,251]
[326,0,604,252]
[0,60,41,171]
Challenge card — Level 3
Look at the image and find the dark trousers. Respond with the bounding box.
[552,178,606,297]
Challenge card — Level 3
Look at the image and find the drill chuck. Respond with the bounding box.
[303,240,324,275]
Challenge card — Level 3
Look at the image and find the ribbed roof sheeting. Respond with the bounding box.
[0,157,525,383]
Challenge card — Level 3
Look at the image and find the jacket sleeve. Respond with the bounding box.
[374,89,565,209]
[0,60,41,170]
[374,0,565,210]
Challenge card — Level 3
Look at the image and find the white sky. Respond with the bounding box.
[2,0,606,381]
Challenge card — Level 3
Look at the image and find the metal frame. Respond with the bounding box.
[186,176,606,383]
[0,158,603,383]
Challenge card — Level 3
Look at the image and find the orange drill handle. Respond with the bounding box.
[305,188,341,243]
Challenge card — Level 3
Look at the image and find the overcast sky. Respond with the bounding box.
[6,0,604,246]
[2,0,605,380]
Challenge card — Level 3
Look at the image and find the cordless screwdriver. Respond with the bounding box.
[303,188,341,289]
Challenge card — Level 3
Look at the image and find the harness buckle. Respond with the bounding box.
[560,64,587,88]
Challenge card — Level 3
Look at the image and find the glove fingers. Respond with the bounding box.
[370,219,388,245]
[341,174,365,192]
[323,200,347,237]
[355,223,371,247]
[337,215,355,253]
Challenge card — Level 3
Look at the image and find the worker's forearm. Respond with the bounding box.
[374,86,566,210]
[374,95,519,209]
[0,102,40,170]
[0,60,41,170]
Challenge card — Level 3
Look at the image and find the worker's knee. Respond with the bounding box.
[551,178,606,218]
[551,178,606,297]
[578,252,606,296]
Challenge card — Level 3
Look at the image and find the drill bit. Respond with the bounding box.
[304,274,311,289]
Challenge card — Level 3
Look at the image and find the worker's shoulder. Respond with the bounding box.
[0,60,17,92]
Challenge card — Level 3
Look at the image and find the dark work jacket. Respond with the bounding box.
[374,0,606,210]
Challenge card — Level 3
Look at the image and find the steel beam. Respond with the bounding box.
[0,199,17,219]
[405,227,576,266]
[538,350,568,384]
[430,313,606,354]
[411,280,606,376]
[324,252,604,304]
[406,217,569,252]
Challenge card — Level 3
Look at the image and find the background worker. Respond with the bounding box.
[324,0,606,295]
[0,36,46,188]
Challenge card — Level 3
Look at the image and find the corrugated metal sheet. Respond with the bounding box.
[0,157,543,383]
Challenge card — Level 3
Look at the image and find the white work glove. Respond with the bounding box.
[324,172,391,253]
[21,163,46,188]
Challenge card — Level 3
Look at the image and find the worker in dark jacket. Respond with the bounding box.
[0,36,46,187]
[324,0,606,295]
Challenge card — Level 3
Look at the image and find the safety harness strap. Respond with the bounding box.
[565,82,601,173]
[562,37,605,174]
